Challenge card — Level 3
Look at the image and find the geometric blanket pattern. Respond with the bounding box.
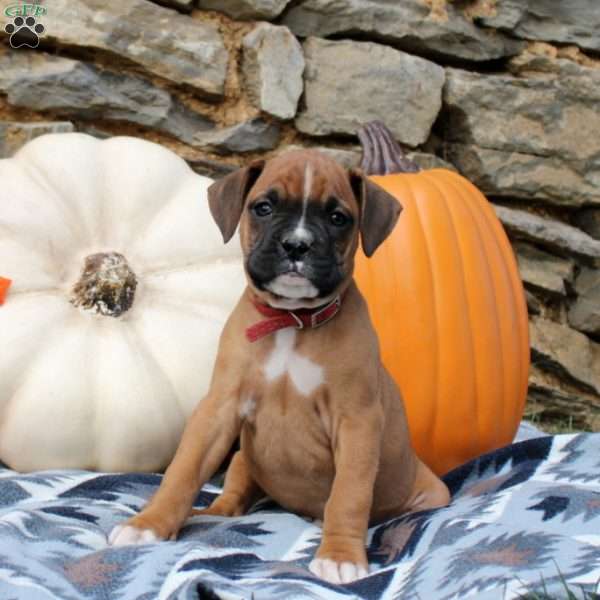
[0,433,598,599]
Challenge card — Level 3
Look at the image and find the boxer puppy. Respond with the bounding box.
[109,149,450,583]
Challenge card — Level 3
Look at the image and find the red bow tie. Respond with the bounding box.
[246,295,342,342]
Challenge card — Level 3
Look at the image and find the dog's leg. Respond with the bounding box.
[192,450,262,517]
[109,391,241,546]
[405,459,450,512]
[309,409,383,584]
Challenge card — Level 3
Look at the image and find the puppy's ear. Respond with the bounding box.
[350,169,402,257]
[208,160,265,243]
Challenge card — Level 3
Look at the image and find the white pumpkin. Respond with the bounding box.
[0,133,245,472]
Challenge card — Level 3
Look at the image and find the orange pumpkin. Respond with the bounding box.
[0,277,11,306]
[355,122,530,475]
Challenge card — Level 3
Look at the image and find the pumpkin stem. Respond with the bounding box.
[358,121,420,175]
[70,252,137,317]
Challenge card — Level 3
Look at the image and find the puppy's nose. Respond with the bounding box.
[281,233,312,259]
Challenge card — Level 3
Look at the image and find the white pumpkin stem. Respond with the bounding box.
[358,121,420,175]
[70,252,137,317]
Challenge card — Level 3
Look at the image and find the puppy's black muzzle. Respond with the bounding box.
[246,208,347,299]
[281,233,312,261]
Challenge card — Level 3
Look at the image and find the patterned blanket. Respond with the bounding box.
[0,433,598,599]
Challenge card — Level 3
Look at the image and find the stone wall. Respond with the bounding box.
[1,0,599,430]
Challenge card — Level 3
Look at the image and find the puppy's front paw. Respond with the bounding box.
[108,511,179,546]
[108,524,162,546]
[309,558,369,584]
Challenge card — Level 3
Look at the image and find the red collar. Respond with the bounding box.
[246,294,343,342]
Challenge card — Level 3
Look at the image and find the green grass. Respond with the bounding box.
[519,588,599,599]
[527,413,579,435]
[517,565,599,600]
[524,408,598,435]
[520,587,599,599]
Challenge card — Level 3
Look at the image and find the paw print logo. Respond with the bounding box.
[4,16,45,49]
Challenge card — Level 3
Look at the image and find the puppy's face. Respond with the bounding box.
[208,150,401,309]
[242,153,361,308]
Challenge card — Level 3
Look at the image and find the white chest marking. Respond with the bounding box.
[264,329,324,396]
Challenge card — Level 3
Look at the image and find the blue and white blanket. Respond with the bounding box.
[0,433,598,599]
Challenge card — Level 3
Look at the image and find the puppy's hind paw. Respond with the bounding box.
[108,524,161,546]
[309,558,369,584]
[191,493,246,517]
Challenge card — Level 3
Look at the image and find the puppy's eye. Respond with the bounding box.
[330,210,349,227]
[252,201,273,217]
